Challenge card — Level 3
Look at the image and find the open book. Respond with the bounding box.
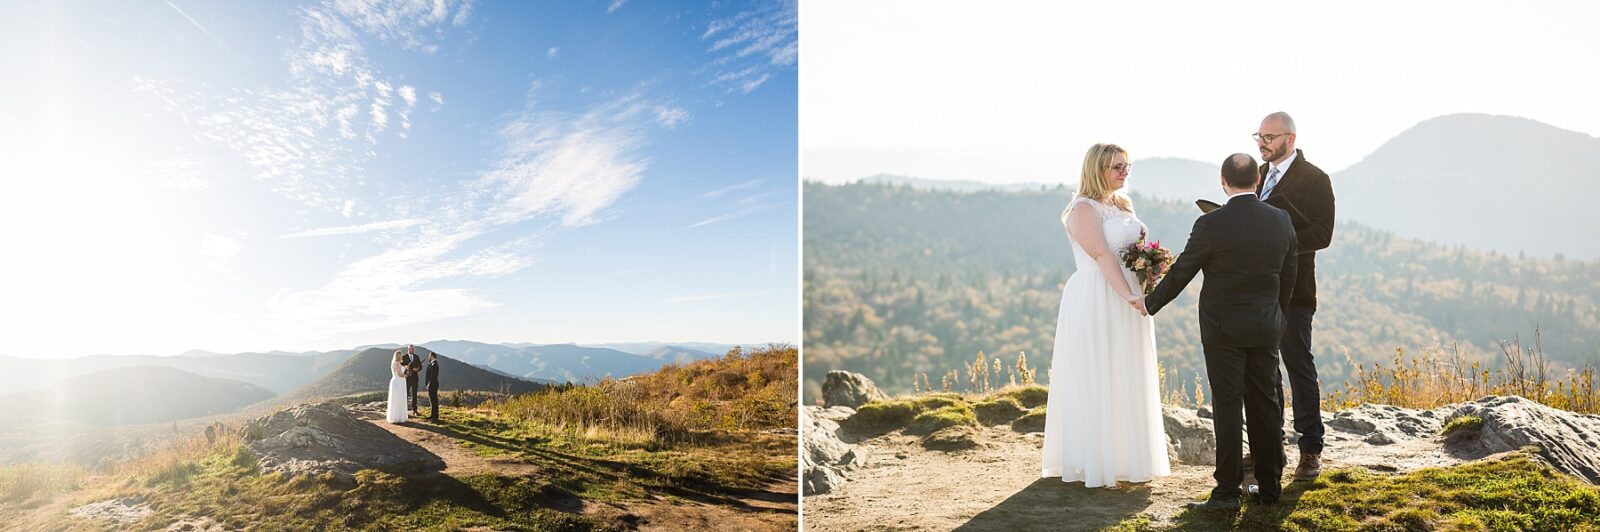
[1195,196,1310,229]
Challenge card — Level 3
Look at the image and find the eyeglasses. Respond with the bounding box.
[1109,163,1133,172]
[1252,132,1289,143]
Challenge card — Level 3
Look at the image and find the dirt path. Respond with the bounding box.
[806,429,1232,532]
[352,407,797,531]
[364,413,544,477]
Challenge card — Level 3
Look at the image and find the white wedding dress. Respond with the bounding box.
[385,360,408,423]
[1041,196,1169,486]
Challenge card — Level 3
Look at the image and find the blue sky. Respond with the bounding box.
[0,0,798,358]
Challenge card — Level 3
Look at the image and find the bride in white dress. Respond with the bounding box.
[1040,143,1169,488]
[385,350,409,423]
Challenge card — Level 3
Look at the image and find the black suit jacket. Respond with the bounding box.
[1145,194,1299,348]
[1257,149,1335,308]
[424,359,439,390]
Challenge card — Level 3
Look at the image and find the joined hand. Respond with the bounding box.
[1126,295,1149,316]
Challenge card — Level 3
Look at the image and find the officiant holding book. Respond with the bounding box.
[1253,111,1336,481]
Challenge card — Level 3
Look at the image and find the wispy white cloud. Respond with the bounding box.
[659,290,768,304]
[272,90,660,336]
[701,0,796,94]
[701,178,764,199]
[688,201,787,228]
[280,218,427,239]
[654,105,689,128]
[547,47,560,58]
[607,0,627,14]
[330,0,475,53]
[135,0,452,214]
[476,93,649,227]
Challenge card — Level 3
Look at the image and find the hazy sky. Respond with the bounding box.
[0,0,798,358]
[801,1,1600,183]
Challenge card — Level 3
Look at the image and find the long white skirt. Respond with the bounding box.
[1040,267,1170,487]
[385,376,409,423]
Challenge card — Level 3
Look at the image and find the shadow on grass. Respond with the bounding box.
[954,478,1152,531]
[403,413,795,515]
[1166,480,1311,531]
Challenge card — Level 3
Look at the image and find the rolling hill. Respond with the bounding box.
[5,365,275,426]
[289,347,545,399]
[0,350,357,395]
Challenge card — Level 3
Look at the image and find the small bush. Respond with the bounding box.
[1012,406,1047,433]
[1443,415,1484,437]
[972,396,1026,425]
[840,400,918,435]
[1000,385,1049,409]
[905,404,977,435]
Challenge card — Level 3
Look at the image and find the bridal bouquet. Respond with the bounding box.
[1122,230,1174,294]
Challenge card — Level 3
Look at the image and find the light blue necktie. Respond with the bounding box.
[1262,167,1282,199]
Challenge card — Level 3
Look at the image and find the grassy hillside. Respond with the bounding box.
[803,181,1600,401]
[4,365,274,427]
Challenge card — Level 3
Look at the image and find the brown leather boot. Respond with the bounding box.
[1294,452,1322,480]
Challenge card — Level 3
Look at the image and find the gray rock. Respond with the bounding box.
[240,403,444,486]
[1163,406,1216,466]
[1449,395,1600,483]
[821,371,887,408]
[1327,403,1440,442]
[803,405,860,495]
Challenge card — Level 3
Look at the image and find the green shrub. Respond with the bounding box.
[1442,414,1484,437]
[972,396,1026,425]
[1011,406,1047,433]
[840,400,918,435]
[905,405,978,435]
[1000,385,1049,409]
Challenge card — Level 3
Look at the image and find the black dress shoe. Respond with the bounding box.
[1185,497,1241,511]
[1246,484,1278,504]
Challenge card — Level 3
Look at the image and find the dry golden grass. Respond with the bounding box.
[486,344,797,448]
[906,329,1600,416]
[1324,329,1600,414]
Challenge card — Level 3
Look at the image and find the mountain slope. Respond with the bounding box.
[0,350,357,395]
[290,347,544,399]
[1333,113,1600,259]
[5,365,275,426]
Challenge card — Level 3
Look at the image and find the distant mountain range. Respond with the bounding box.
[823,114,1600,259]
[4,365,274,427]
[289,347,545,400]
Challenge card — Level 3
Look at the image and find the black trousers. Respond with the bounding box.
[1280,305,1324,454]
[406,376,419,412]
[427,385,439,419]
[1205,343,1285,501]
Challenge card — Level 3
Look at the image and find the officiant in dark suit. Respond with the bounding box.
[1254,111,1336,481]
[424,351,441,422]
[403,344,422,415]
[1142,153,1299,508]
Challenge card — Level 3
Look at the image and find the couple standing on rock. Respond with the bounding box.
[386,344,441,424]
[1042,111,1336,511]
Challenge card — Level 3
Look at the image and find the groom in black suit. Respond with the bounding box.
[1140,153,1299,508]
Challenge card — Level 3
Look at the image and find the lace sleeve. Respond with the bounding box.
[1060,196,1102,230]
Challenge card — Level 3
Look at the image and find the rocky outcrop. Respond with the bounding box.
[1162,406,1216,465]
[1447,395,1600,483]
[803,406,860,495]
[1327,403,1444,445]
[821,371,887,408]
[240,403,443,485]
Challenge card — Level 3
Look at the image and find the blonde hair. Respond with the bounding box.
[1074,143,1132,211]
[393,350,405,365]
